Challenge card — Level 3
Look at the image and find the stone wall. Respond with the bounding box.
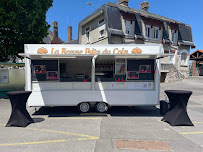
[161,63,185,83]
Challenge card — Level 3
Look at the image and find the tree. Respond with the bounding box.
[0,0,53,62]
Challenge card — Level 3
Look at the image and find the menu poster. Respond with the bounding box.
[139,65,151,73]
[127,71,139,79]
[47,71,58,80]
[135,83,141,89]
[34,65,46,74]
[128,82,134,89]
[115,64,125,75]
[142,83,148,89]
[110,82,116,89]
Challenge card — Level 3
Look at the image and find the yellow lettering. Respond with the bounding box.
[62,48,67,54]
[54,50,59,54]
[96,50,101,55]
[51,48,54,54]
[102,49,108,54]
[113,48,118,54]
[85,48,90,54]
[124,50,128,54]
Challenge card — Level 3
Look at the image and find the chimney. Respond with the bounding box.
[140,1,149,12]
[50,21,61,44]
[118,0,129,6]
[68,26,72,42]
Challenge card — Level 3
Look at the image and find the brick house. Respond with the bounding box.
[77,1,195,82]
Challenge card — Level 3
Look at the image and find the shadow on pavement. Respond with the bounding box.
[32,118,45,123]
[32,106,162,117]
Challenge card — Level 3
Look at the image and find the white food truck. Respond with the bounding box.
[21,44,164,113]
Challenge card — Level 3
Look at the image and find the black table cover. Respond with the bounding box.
[6,91,34,127]
[161,90,194,126]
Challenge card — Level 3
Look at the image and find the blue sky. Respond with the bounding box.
[46,0,203,53]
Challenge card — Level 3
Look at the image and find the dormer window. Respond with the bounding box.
[125,20,133,35]
[171,29,177,42]
[154,26,161,40]
[85,26,91,33]
[98,19,105,26]
[146,25,152,38]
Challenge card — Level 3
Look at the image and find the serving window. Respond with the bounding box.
[60,59,91,82]
[95,60,114,82]
[95,58,154,82]
[32,60,58,81]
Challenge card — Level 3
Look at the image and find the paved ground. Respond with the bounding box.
[0,77,203,152]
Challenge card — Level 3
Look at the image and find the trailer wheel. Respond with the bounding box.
[95,102,108,113]
[160,100,168,115]
[78,102,90,113]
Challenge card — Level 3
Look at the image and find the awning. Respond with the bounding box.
[19,53,171,60]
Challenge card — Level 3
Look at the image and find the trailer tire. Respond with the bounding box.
[95,102,108,113]
[78,102,90,113]
[160,100,168,115]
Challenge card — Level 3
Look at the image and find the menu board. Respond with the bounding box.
[32,60,58,81]
[34,65,46,74]
[47,71,58,80]
[127,60,154,81]
[127,71,139,79]
[139,65,151,73]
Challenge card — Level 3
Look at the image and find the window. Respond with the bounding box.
[99,29,105,37]
[60,60,92,82]
[85,26,91,33]
[181,53,188,66]
[146,25,152,38]
[85,26,91,43]
[154,26,160,39]
[98,19,105,26]
[95,60,114,82]
[170,55,174,64]
[125,20,133,35]
[98,19,105,38]
[171,29,176,42]
[86,32,90,43]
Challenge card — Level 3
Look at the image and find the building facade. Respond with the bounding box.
[78,1,195,81]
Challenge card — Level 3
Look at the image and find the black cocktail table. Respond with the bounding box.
[161,90,194,126]
[6,91,34,127]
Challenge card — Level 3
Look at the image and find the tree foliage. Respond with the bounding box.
[0,0,53,62]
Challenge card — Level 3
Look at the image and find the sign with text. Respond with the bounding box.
[0,69,9,84]
[24,44,162,56]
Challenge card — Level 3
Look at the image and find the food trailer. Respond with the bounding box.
[21,44,164,113]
